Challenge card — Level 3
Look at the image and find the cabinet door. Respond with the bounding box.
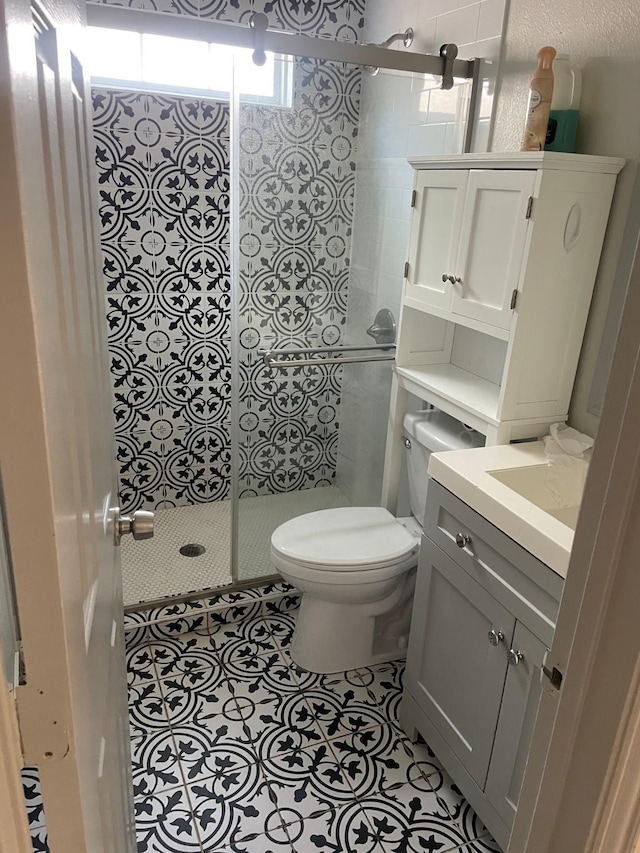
[406,539,515,788]
[405,170,468,312]
[451,170,536,330]
[484,622,547,829]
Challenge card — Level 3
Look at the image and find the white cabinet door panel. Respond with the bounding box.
[452,170,536,330]
[406,170,469,312]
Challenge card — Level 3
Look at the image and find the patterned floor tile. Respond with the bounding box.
[302,680,389,740]
[171,723,258,786]
[29,826,50,853]
[328,724,428,799]
[126,642,157,688]
[125,596,503,853]
[223,650,302,704]
[216,618,280,663]
[455,799,502,851]
[148,632,219,681]
[22,766,46,830]
[134,785,201,853]
[357,792,469,853]
[262,742,356,824]
[284,802,384,853]
[129,680,169,734]
[204,831,295,853]
[232,691,327,762]
[261,613,295,651]
[131,729,183,799]
[189,769,282,852]
[356,661,405,726]
[159,670,239,730]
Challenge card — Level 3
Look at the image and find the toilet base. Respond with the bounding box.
[289,571,415,674]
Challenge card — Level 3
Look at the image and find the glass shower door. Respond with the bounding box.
[232,53,471,583]
[234,54,358,581]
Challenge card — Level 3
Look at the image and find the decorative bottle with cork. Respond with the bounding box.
[521,46,557,151]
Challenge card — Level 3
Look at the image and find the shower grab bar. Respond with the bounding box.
[261,343,395,369]
[265,354,395,368]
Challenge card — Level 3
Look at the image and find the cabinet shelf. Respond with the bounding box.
[403,295,511,342]
[395,364,501,427]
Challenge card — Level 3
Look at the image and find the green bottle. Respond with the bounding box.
[545,54,582,153]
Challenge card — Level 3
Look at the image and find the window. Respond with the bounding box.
[86,26,293,106]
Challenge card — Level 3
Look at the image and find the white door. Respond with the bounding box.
[405,170,469,313]
[0,0,136,849]
[451,170,535,330]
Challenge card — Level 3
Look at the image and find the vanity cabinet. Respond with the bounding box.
[400,481,564,850]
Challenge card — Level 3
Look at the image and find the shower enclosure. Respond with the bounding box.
[88,2,479,607]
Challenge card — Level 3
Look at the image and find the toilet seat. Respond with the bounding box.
[271,507,419,572]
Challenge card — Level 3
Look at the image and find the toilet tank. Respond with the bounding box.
[403,409,484,523]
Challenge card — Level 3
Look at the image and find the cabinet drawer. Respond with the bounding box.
[424,480,563,645]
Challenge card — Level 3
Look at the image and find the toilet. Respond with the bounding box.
[271,408,484,673]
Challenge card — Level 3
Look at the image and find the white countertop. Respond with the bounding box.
[428,441,577,578]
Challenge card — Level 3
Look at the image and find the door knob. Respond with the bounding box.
[113,508,154,546]
[455,532,471,549]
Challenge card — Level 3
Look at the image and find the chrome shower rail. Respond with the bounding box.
[87,5,477,84]
[261,343,396,369]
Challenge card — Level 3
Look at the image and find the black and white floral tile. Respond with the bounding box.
[21,582,502,853]
[90,0,363,513]
[124,583,503,853]
[21,766,49,853]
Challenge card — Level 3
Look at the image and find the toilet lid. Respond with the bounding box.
[271,507,418,570]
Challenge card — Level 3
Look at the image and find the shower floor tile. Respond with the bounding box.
[121,486,350,607]
[124,606,503,853]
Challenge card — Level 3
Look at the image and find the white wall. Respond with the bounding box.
[336,0,507,505]
[491,0,640,437]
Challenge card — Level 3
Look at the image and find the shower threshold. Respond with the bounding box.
[121,485,350,607]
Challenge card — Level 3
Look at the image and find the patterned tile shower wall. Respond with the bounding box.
[90,0,365,510]
[237,57,360,496]
[93,91,233,512]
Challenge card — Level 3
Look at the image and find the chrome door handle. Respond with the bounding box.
[113,508,154,546]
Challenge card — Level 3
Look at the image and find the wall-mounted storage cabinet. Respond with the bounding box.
[406,168,535,331]
[382,152,623,509]
[400,481,564,850]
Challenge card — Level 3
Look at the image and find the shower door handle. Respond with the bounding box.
[112,507,154,546]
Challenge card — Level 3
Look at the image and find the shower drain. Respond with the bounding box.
[179,543,206,558]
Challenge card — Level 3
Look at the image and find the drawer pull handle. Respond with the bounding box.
[455,532,471,549]
[507,649,524,667]
[488,629,504,646]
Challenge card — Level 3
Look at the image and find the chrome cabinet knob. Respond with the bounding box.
[442,273,450,282]
[488,629,504,646]
[507,649,524,667]
[442,274,463,284]
[114,509,154,545]
[455,532,471,549]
